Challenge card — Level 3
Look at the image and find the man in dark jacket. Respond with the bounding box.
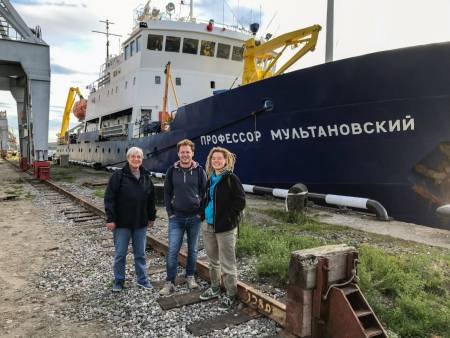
[104,147,156,292]
[160,139,207,295]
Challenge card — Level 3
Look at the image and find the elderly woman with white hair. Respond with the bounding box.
[104,146,156,292]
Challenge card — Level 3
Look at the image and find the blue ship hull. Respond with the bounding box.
[70,42,450,228]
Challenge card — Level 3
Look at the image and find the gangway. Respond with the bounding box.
[0,0,51,179]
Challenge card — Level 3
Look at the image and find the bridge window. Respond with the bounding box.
[182,38,198,55]
[200,40,215,57]
[136,35,141,52]
[217,43,231,59]
[130,41,135,56]
[232,46,244,61]
[165,36,180,52]
[147,34,163,51]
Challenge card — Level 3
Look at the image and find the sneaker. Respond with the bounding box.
[137,281,153,290]
[199,286,220,300]
[112,280,124,293]
[159,281,175,296]
[186,276,199,289]
[218,295,236,311]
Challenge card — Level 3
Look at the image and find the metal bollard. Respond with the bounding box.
[286,183,308,215]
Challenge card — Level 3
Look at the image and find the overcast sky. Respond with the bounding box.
[2,0,450,142]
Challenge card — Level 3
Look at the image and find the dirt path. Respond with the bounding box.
[0,161,105,337]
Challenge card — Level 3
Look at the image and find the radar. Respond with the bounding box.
[166,2,175,13]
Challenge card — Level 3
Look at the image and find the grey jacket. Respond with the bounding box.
[164,161,207,217]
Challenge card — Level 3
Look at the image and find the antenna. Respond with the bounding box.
[92,19,122,63]
[259,4,261,27]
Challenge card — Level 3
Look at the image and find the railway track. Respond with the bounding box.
[6,160,287,336]
[6,160,388,338]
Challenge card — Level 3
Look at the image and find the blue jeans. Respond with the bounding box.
[113,226,148,284]
[166,215,201,283]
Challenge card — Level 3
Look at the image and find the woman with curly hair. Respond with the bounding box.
[199,146,246,311]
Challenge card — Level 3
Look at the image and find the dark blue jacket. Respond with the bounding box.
[104,164,156,228]
[164,161,207,217]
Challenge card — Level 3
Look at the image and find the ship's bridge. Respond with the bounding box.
[84,15,250,140]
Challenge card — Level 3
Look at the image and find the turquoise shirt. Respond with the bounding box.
[205,173,223,225]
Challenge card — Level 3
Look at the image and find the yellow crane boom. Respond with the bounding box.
[242,24,321,85]
[58,87,83,144]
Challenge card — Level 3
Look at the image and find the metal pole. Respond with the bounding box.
[106,19,109,62]
[92,20,121,63]
[325,0,334,63]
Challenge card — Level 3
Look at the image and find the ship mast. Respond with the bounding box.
[189,0,194,21]
[92,19,122,63]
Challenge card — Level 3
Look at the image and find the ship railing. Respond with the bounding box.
[193,18,251,34]
[97,72,111,88]
[103,54,124,71]
[100,124,128,138]
[0,19,24,41]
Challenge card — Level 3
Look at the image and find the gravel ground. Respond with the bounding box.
[27,180,281,337]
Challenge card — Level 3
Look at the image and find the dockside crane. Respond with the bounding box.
[242,24,321,85]
[57,87,85,145]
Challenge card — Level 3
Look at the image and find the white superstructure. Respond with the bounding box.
[83,1,250,140]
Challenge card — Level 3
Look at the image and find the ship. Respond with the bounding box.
[56,1,450,229]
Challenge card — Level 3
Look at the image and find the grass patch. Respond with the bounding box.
[358,245,450,337]
[50,168,75,182]
[237,221,325,280]
[239,208,450,337]
[93,188,105,198]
